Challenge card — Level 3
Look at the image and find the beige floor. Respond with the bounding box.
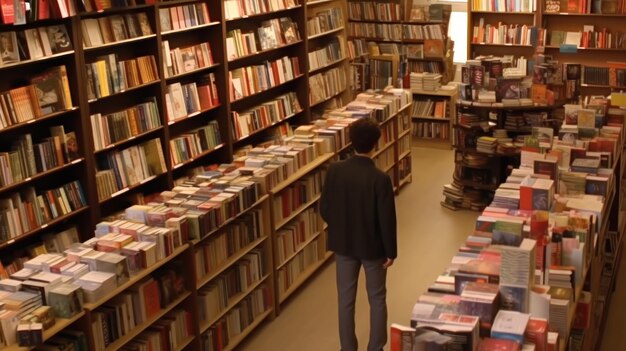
[238,147,626,351]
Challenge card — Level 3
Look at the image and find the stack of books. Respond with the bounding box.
[504,114,527,131]
[548,287,572,338]
[476,136,497,154]
[422,73,443,91]
[499,239,536,313]
[490,310,530,344]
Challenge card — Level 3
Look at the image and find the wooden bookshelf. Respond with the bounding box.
[410,88,457,149]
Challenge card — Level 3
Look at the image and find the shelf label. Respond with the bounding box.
[24,177,31,182]
[41,224,48,229]
[559,44,577,53]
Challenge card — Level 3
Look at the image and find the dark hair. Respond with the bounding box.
[349,118,381,154]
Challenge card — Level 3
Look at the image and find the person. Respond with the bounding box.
[320,117,397,351]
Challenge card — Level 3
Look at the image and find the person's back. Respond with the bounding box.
[320,117,397,351]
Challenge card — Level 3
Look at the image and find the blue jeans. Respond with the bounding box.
[335,254,388,351]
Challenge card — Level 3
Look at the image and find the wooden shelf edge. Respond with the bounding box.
[172,144,225,170]
[195,236,268,290]
[103,291,191,351]
[0,107,79,134]
[278,250,333,304]
[161,21,220,36]
[0,51,75,71]
[0,158,84,195]
[99,172,166,204]
[276,230,324,270]
[270,153,333,193]
[234,111,302,144]
[221,308,274,351]
[200,274,271,332]
[173,335,195,351]
[274,194,321,230]
[165,63,221,82]
[308,26,345,40]
[83,244,189,311]
[225,5,302,22]
[94,127,164,155]
[4,312,86,351]
[84,34,157,51]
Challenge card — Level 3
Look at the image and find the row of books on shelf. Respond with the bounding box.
[307,8,343,37]
[544,0,626,14]
[348,22,403,41]
[162,41,215,78]
[90,98,162,151]
[275,207,321,266]
[0,65,73,128]
[0,0,76,25]
[195,249,266,315]
[410,72,444,91]
[0,24,72,66]
[95,138,167,201]
[232,92,302,141]
[169,121,222,167]
[226,17,300,62]
[81,0,149,13]
[472,20,545,46]
[90,270,188,348]
[470,0,537,12]
[411,98,449,118]
[348,1,402,22]
[309,67,347,105]
[85,54,159,100]
[0,126,79,188]
[202,285,271,351]
[116,308,194,351]
[271,171,323,223]
[165,74,219,122]
[373,147,395,171]
[276,238,321,295]
[0,180,86,242]
[402,24,445,41]
[549,28,626,49]
[308,37,344,71]
[223,0,298,20]
[81,12,153,48]
[158,3,212,33]
[194,210,264,282]
[229,56,301,101]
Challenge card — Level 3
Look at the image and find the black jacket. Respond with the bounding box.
[320,155,397,260]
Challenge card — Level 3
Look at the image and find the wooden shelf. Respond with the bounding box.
[270,153,333,193]
[83,244,189,310]
[381,161,395,173]
[192,194,269,246]
[276,228,325,269]
[544,46,626,51]
[309,57,347,74]
[165,63,221,82]
[93,127,164,154]
[222,308,274,351]
[310,89,346,108]
[278,250,333,303]
[470,10,535,14]
[543,12,626,16]
[173,335,195,351]
[455,160,493,169]
[83,34,157,52]
[274,194,321,230]
[471,42,534,47]
[308,26,345,40]
[234,111,302,144]
[228,40,303,64]
[172,144,225,170]
[307,0,334,5]
[398,149,411,161]
[99,172,167,204]
[348,18,402,24]
[225,5,302,22]
[411,88,457,97]
[412,115,450,121]
[80,4,152,16]
[399,128,412,139]
[199,274,272,333]
[167,104,222,127]
[0,51,74,71]
[407,56,445,62]
[399,174,412,188]
[452,175,499,190]
[161,21,221,36]
[347,36,403,43]
[0,158,84,195]
[88,81,160,103]
[230,74,303,104]
[4,312,86,351]
[196,236,268,290]
[103,292,191,351]
[372,141,395,159]
[0,107,79,135]
[0,206,89,251]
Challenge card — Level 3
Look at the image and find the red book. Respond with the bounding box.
[141,278,162,319]
[0,0,14,24]
[479,337,520,350]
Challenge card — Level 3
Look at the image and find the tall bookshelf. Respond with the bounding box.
[346,0,454,92]
[0,0,351,349]
[410,87,457,149]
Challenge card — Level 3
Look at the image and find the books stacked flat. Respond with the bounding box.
[411,311,480,351]
[547,268,575,290]
[74,271,117,303]
[464,154,489,167]
[410,72,425,90]
[422,73,443,91]
[493,129,511,142]
[505,114,527,131]
[499,239,536,313]
[458,113,481,127]
[548,287,572,338]
[491,310,530,344]
[459,282,500,332]
[476,136,497,154]
[442,182,463,209]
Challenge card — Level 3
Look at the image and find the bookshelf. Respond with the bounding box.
[347,0,455,93]
[410,87,457,149]
[442,103,558,211]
